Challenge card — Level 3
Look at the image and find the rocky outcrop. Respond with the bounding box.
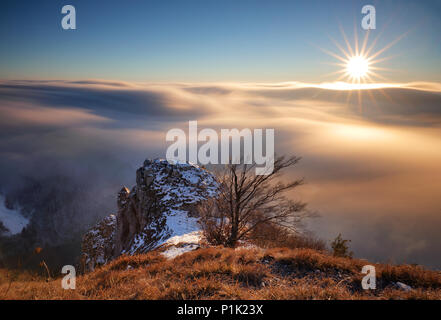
[81,215,116,272]
[81,159,218,271]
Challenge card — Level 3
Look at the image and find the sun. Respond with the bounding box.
[316,25,407,112]
[346,55,369,80]
[317,25,407,85]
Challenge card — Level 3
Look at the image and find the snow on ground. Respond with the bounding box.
[161,244,200,259]
[0,195,29,235]
[160,230,202,259]
[235,242,259,250]
[163,230,202,246]
[158,231,260,259]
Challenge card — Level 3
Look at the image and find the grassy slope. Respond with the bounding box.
[1,247,441,300]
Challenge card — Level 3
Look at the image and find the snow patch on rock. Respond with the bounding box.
[394,281,412,292]
[165,211,200,238]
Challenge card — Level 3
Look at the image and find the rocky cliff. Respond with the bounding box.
[81,159,218,271]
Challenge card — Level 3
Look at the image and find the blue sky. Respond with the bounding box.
[1,0,440,82]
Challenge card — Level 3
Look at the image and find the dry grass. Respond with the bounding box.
[1,247,440,300]
[248,223,327,251]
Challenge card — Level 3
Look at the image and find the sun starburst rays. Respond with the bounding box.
[319,26,405,86]
[314,24,408,113]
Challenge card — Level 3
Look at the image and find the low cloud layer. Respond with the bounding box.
[1,79,441,267]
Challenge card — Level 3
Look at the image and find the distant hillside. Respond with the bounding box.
[1,245,440,300]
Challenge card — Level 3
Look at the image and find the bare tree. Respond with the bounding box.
[199,155,315,247]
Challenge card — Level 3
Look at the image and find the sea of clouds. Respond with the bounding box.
[1,79,441,268]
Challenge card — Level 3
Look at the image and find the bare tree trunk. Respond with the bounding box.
[228,222,238,247]
[227,201,239,247]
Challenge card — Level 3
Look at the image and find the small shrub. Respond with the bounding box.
[331,234,353,258]
[199,216,231,246]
